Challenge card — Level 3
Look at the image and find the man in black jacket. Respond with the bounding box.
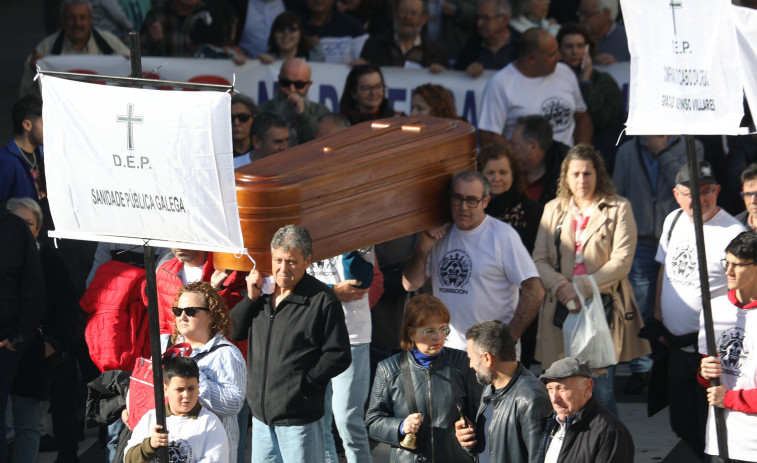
[0,199,45,461]
[455,320,552,462]
[538,357,634,463]
[231,224,351,463]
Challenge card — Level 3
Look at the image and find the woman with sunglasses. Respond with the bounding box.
[165,281,247,463]
[339,64,403,125]
[366,294,480,463]
[258,12,310,64]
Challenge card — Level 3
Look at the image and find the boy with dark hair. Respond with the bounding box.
[124,357,229,463]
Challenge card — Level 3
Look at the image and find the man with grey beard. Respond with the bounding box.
[455,320,552,463]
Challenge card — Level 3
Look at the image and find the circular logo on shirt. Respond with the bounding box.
[716,327,749,377]
[438,249,472,288]
[669,242,697,282]
[540,97,572,133]
[167,439,192,463]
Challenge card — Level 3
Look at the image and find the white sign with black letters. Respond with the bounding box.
[41,75,245,253]
[621,0,745,135]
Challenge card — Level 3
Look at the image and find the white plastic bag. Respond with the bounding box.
[562,275,616,368]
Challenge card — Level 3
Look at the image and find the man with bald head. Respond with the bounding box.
[258,58,330,145]
[20,0,130,96]
[478,28,592,147]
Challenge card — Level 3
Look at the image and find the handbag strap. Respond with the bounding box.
[399,352,418,414]
[554,210,567,273]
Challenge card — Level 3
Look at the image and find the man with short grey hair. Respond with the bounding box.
[455,320,552,462]
[538,357,634,463]
[402,170,544,350]
[454,0,519,78]
[578,0,629,64]
[231,224,351,463]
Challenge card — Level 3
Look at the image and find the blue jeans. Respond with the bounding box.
[628,243,658,373]
[237,401,251,463]
[592,365,618,416]
[252,416,325,463]
[105,418,125,463]
[10,395,41,463]
[0,348,22,462]
[324,343,371,463]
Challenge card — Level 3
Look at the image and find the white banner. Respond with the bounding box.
[733,4,757,129]
[40,75,245,253]
[38,55,632,126]
[621,0,745,135]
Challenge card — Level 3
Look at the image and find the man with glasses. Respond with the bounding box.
[258,58,330,146]
[455,320,553,462]
[402,169,545,351]
[577,0,629,64]
[454,0,520,78]
[613,135,703,395]
[360,0,448,72]
[654,161,745,458]
[735,164,757,231]
[699,231,757,463]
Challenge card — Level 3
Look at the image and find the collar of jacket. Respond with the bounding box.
[165,401,202,419]
[263,273,319,308]
[482,362,525,404]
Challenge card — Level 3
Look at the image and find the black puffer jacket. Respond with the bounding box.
[365,348,482,463]
[538,396,634,463]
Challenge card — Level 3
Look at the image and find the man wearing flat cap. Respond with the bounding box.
[538,357,633,463]
[653,160,746,457]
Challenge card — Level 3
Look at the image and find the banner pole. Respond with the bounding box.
[129,32,169,463]
[685,135,729,462]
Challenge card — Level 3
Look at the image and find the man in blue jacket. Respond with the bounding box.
[0,95,44,202]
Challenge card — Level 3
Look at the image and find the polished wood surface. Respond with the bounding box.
[215,116,476,273]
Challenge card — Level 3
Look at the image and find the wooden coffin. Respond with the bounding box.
[214,116,476,273]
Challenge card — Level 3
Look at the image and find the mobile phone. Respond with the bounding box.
[456,403,467,428]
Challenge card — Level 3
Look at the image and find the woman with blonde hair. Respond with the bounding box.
[532,144,650,415]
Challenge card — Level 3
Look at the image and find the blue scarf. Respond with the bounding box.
[412,347,443,369]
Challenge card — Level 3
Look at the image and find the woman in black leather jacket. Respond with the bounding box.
[365,294,481,462]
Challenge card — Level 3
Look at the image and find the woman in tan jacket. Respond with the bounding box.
[532,144,650,415]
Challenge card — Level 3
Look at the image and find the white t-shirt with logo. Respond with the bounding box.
[426,215,539,350]
[699,293,757,461]
[477,62,587,146]
[656,208,745,336]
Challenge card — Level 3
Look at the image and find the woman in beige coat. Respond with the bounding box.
[532,144,650,415]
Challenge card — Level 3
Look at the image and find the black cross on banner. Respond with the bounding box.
[670,0,682,35]
[116,103,143,150]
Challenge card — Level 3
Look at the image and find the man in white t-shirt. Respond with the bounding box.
[402,170,545,350]
[700,231,757,463]
[654,161,746,458]
[477,28,593,147]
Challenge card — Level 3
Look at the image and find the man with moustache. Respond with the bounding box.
[455,320,552,462]
[231,225,351,462]
[258,58,330,146]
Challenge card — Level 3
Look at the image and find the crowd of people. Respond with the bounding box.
[5,0,757,462]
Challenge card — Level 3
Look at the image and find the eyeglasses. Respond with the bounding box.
[410,326,451,337]
[741,191,757,199]
[675,186,717,198]
[358,83,384,94]
[172,307,210,317]
[232,113,252,123]
[278,77,310,89]
[450,193,485,208]
[276,25,299,33]
[721,259,757,270]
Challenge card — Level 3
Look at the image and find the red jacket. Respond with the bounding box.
[145,252,249,360]
[80,261,151,372]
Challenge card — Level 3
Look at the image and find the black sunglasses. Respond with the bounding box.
[172,306,210,317]
[278,77,310,89]
[232,113,252,123]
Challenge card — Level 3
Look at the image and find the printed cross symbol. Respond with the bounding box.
[116,103,143,150]
[670,0,682,35]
